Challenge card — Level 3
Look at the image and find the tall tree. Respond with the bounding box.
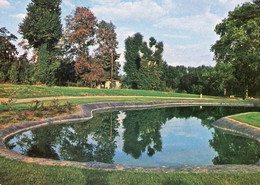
[137,38,164,90]
[124,33,143,89]
[63,7,105,85]
[19,0,62,85]
[211,1,260,98]
[19,0,62,50]
[124,33,164,90]
[95,21,120,81]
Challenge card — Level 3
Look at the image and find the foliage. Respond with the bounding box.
[0,27,31,84]
[0,27,18,82]
[124,33,164,90]
[95,20,120,80]
[19,0,62,50]
[123,33,143,89]
[63,6,97,75]
[211,1,260,97]
[33,43,60,85]
[19,0,62,85]
[63,7,121,85]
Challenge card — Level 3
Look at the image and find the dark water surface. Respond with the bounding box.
[6,106,260,167]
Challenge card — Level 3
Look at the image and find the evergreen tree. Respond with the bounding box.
[19,0,62,85]
[124,33,143,89]
[95,20,120,80]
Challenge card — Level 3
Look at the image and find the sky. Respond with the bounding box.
[0,0,252,72]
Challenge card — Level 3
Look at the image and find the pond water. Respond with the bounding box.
[6,106,260,167]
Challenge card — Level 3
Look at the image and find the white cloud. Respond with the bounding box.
[162,34,189,39]
[92,0,166,22]
[62,0,76,8]
[155,11,221,34]
[9,13,26,19]
[163,43,215,67]
[0,0,10,9]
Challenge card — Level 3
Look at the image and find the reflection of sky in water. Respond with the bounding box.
[113,114,217,167]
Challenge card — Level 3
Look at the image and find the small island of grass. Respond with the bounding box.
[230,112,260,128]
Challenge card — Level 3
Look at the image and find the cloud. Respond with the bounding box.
[155,11,221,34]
[92,0,166,22]
[163,43,215,67]
[9,13,26,19]
[0,0,11,9]
[62,0,76,8]
[162,34,189,39]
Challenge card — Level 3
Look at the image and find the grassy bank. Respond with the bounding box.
[1,156,260,185]
[0,84,203,99]
[230,112,260,128]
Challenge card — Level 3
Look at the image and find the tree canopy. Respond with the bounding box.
[123,33,164,90]
[211,1,260,97]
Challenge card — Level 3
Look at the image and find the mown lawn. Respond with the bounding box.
[230,112,260,128]
[1,156,260,185]
[0,84,203,99]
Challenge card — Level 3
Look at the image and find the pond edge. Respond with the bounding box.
[1,100,260,173]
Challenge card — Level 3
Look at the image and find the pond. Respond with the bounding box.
[5,106,260,167]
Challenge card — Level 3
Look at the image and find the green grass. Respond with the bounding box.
[230,112,260,128]
[1,84,260,184]
[1,156,260,185]
[0,84,206,99]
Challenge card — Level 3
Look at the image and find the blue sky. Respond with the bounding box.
[0,0,252,71]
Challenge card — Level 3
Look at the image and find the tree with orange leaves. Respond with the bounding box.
[64,7,106,85]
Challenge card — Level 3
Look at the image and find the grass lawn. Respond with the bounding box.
[230,112,260,128]
[0,84,204,99]
[0,84,260,184]
[1,156,260,185]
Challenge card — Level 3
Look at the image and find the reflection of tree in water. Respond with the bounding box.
[59,111,120,163]
[122,108,175,159]
[6,125,63,160]
[6,111,120,163]
[122,106,260,160]
[6,106,260,164]
[209,130,260,164]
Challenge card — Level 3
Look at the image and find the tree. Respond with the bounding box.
[211,1,260,98]
[137,38,164,90]
[19,0,62,50]
[64,7,104,85]
[123,33,164,90]
[95,20,120,80]
[124,33,143,89]
[0,27,18,82]
[19,0,62,85]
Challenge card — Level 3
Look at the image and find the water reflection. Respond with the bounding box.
[6,106,260,166]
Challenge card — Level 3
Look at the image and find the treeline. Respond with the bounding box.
[0,0,120,87]
[123,1,260,98]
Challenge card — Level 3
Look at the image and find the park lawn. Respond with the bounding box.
[230,112,260,128]
[0,156,260,185]
[0,84,207,99]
